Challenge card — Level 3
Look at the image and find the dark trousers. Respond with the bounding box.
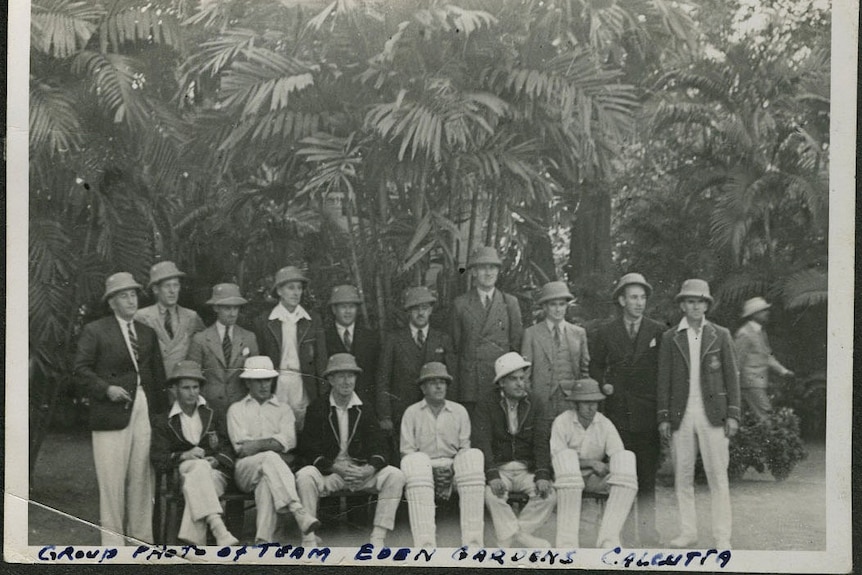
[619,428,661,542]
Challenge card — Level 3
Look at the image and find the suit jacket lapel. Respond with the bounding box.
[347,406,361,447]
[109,318,136,368]
[673,329,691,370]
[167,413,186,444]
[267,318,283,352]
[205,325,227,367]
[297,317,311,346]
[537,323,554,362]
[466,290,487,328]
[200,405,214,436]
[480,290,503,332]
[701,323,719,358]
[231,327,248,367]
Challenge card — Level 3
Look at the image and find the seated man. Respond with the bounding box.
[296,353,405,548]
[150,360,239,546]
[226,356,320,544]
[551,378,638,548]
[472,352,556,548]
[400,362,485,548]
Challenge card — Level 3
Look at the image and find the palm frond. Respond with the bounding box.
[103,0,182,51]
[779,267,828,310]
[31,0,104,58]
[29,80,83,157]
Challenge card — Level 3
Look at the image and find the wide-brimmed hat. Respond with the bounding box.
[241,356,279,379]
[467,246,503,268]
[272,266,309,294]
[403,286,437,310]
[612,272,653,299]
[493,352,532,384]
[561,378,606,402]
[329,285,363,306]
[147,261,186,288]
[168,360,206,384]
[741,296,772,319]
[102,272,143,301]
[674,279,714,304]
[206,283,248,306]
[537,281,574,305]
[323,353,363,378]
[416,362,453,385]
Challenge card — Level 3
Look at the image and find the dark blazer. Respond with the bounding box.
[589,316,666,433]
[471,392,552,482]
[323,323,379,402]
[74,315,167,431]
[251,306,327,403]
[187,324,259,418]
[150,403,234,474]
[375,326,456,422]
[657,321,742,430]
[298,396,388,474]
[452,288,523,402]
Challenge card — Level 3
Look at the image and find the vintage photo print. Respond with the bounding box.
[6,0,855,570]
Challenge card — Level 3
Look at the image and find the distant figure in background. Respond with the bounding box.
[452,246,523,415]
[323,285,379,402]
[521,281,590,421]
[135,261,205,377]
[187,283,259,418]
[589,272,665,545]
[734,297,794,421]
[252,266,326,430]
[74,272,167,545]
[150,360,239,546]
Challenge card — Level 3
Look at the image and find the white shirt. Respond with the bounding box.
[625,316,643,339]
[409,324,428,346]
[545,319,564,337]
[400,399,471,458]
[226,394,296,453]
[115,315,141,384]
[678,317,707,412]
[215,321,234,342]
[477,287,495,307]
[504,398,521,434]
[337,323,354,347]
[329,392,363,460]
[268,302,311,406]
[169,397,207,445]
[550,410,624,461]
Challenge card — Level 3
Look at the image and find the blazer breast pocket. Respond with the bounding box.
[704,352,723,373]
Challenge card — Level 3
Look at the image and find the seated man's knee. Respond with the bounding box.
[384,466,406,489]
[608,450,638,490]
[401,452,432,483]
[552,449,584,489]
[295,465,319,486]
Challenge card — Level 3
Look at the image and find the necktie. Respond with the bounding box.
[164,309,174,339]
[484,295,491,311]
[629,322,637,341]
[416,329,425,349]
[553,325,561,348]
[127,322,139,362]
[222,328,232,363]
[343,328,352,352]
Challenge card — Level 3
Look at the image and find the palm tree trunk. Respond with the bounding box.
[343,190,370,326]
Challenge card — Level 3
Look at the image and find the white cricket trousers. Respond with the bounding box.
[484,462,556,543]
[671,405,732,544]
[234,451,302,542]
[177,459,229,545]
[91,389,154,546]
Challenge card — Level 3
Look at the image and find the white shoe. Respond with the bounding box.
[669,535,698,548]
[216,532,240,547]
[369,536,386,548]
[516,532,551,548]
[301,534,322,548]
[597,538,620,549]
[497,536,514,548]
[293,507,322,535]
[716,540,732,550]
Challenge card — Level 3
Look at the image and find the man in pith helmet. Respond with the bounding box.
[323,284,379,402]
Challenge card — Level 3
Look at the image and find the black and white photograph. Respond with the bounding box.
[6,0,855,569]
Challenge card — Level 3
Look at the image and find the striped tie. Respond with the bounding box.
[126,322,139,362]
[164,309,174,339]
[343,328,352,352]
[416,329,425,349]
[223,329,232,364]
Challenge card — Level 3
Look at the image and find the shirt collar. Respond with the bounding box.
[410,324,427,338]
[329,392,363,410]
[269,302,311,322]
[678,317,709,333]
[157,303,177,317]
[477,287,495,301]
[115,314,134,328]
[420,398,451,412]
[216,321,232,337]
[169,396,207,418]
[625,316,643,328]
[747,320,762,333]
[545,319,564,333]
[337,323,354,337]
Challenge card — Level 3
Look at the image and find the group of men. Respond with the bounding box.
[74,247,791,550]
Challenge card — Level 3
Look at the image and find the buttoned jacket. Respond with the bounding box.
[734,321,785,389]
[452,288,523,402]
[656,321,741,430]
[521,320,590,404]
[150,403,234,474]
[74,316,167,430]
[187,324,259,417]
[135,304,205,376]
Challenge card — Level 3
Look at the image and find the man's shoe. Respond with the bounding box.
[216,532,240,547]
[301,534,322,548]
[515,532,551,548]
[369,537,386,548]
[716,540,732,550]
[597,538,621,549]
[293,507,322,535]
[668,535,698,548]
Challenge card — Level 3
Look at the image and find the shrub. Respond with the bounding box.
[728,408,808,481]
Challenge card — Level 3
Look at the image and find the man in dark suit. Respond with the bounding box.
[251,266,326,430]
[452,246,523,415]
[376,286,456,453]
[657,279,740,550]
[322,284,379,402]
[150,360,239,546]
[74,272,167,546]
[187,283,259,418]
[589,272,666,545]
[296,354,405,548]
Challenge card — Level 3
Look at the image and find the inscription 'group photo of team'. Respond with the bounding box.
[67,249,796,551]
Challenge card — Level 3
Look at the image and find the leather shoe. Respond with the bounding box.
[293,507,322,535]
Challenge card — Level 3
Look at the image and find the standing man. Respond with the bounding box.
[323,285,379,402]
[376,286,456,461]
[252,266,326,430]
[74,272,167,545]
[521,281,590,420]
[227,356,321,545]
[452,246,523,415]
[657,279,741,550]
[400,362,485,548]
[550,378,638,549]
[734,297,794,420]
[589,272,665,544]
[150,360,239,546]
[187,283,259,418]
[297,354,405,548]
[472,352,556,548]
[135,261,205,377]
